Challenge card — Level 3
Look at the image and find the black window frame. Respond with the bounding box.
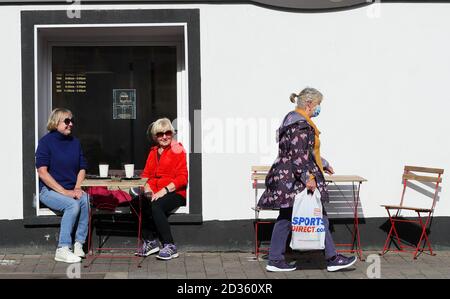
[21,9,202,225]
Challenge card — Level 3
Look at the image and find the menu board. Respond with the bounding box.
[55,73,87,93]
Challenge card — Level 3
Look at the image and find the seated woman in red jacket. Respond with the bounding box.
[136,118,188,260]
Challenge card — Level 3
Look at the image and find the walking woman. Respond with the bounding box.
[257,87,357,272]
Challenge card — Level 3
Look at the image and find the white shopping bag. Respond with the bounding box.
[290,188,326,251]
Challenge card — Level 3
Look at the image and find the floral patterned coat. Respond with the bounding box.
[257,111,329,209]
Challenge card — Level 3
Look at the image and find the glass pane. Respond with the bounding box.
[52,46,177,174]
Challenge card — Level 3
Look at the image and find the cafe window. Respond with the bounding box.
[35,25,190,216]
[52,46,177,172]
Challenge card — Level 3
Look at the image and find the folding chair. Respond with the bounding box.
[251,166,278,259]
[380,166,444,259]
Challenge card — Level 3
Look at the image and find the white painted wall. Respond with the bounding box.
[0,3,449,221]
[0,6,23,220]
[199,3,450,220]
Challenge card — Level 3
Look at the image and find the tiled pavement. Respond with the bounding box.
[1,250,450,279]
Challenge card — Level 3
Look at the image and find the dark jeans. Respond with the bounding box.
[268,207,337,261]
[141,192,184,244]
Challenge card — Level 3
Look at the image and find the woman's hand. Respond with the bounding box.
[144,183,154,194]
[62,189,77,198]
[73,188,84,200]
[306,177,317,192]
[151,189,167,202]
[143,183,154,200]
[324,166,335,175]
[143,190,153,199]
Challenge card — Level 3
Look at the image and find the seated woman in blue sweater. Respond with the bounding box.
[35,108,89,263]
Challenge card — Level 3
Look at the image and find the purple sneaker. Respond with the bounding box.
[157,243,179,260]
[135,239,160,257]
[266,260,297,272]
[327,254,357,272]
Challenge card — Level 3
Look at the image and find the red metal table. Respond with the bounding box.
[324,175,367,261]
[81,178,147,267]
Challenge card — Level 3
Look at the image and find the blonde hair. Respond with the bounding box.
[290,87,323,108]
[148,118,175,139]
[47,108,72,131]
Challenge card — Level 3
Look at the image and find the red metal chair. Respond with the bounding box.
[380,166,444,259]
[251,166,278,259]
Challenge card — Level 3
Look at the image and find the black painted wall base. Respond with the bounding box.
[1,217,450,254]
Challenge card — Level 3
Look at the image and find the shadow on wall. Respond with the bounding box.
[406,180,442,204]
[324,184,365,220]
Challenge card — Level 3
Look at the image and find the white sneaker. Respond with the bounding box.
[74,242,86,258]
[55,246,81,263]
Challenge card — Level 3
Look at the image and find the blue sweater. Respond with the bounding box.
[35,131,88,192]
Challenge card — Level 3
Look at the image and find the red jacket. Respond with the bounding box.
[141,142,188,198]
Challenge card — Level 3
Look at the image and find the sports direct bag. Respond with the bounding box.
[290,188,326,250]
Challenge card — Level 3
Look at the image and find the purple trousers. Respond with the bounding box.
[268,207,337,261]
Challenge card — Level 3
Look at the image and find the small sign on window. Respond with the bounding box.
[113,89,136,119]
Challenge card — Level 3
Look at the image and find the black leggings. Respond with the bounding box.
[141,192,184,244]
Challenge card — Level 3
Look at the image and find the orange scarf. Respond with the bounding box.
[295,108,324,174]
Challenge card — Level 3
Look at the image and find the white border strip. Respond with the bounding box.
[35,23,187,29]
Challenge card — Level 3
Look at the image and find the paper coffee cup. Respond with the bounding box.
[99,164,109,177]
[124,164,134,178]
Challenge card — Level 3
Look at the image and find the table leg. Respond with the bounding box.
[87,191,93,255]
[85,191,95,268]
[137,194,143,268]
[353,182,364,261]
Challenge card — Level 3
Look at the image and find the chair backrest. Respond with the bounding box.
[251,166,270,188]
[251,166,270,210]
[400,165,444,210]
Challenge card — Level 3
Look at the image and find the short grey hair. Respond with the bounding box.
[147,117,175,139]
[290,87,323,109]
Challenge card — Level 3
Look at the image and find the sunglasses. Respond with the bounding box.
[62,118,74,126]
[155,130,173,138]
